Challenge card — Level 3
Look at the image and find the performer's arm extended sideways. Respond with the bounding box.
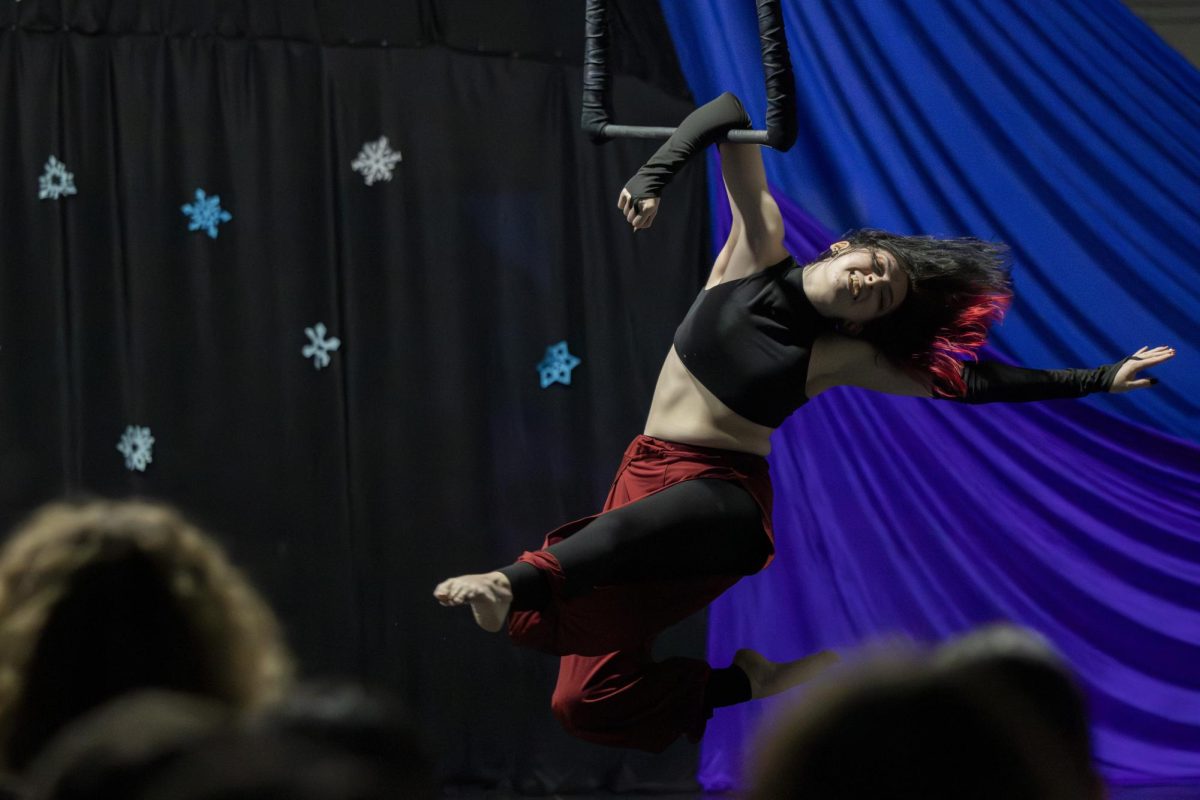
[806,335,1175,401]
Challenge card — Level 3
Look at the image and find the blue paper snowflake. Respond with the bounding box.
[302,322,341,369]
[116,425,155,472]
[537,340,581,388]
[181,188,233,238]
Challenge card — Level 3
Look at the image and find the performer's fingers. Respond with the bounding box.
[1141,350,1175,365]
[617,190,629,212]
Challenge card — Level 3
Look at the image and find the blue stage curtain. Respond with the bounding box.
[662,0,1200,787]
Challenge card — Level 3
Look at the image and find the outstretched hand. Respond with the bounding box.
[1110,345,1175,393]
[617,189,659,232]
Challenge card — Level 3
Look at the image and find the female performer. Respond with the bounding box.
[434,93,1174,752]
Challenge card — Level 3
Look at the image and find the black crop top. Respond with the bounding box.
[673,256,832,429]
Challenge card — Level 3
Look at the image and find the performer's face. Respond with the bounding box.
[815,245,909,327]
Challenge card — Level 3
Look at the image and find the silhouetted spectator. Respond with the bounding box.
[251,681,436,797]
[0,499,294,773]
[935,624,1104,799]
[747,654,1088,799]
[135,727,435,800]
[25,690,231,800]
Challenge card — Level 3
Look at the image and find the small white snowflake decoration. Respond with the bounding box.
[116,425,155,472]
[181,188,233,239]
[38,155,77,200]
[351,136,403,186]
[302,322,341,369]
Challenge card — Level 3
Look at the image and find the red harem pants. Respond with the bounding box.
[506,434,774,752]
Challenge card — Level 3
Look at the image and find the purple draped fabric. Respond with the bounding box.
[701,178,1200,787]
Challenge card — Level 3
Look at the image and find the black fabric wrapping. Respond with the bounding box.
[581,0,612,144]
[757,0,798,151]
[623,92,752,204]
[952,360,1125,404]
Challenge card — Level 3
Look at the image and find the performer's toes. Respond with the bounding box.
[432,579,456,605]
[434,572,513,633]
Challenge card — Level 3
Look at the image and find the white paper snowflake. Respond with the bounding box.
[38,156,77,200]
[116,425,155,472]
[302,322,341,369]
[351,136,403,186]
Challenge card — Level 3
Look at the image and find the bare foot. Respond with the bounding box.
[733,648,841,699]
[433,572,512,633]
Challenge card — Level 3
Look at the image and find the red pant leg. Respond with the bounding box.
[551,648,713,753]
[505,435,774,750]
[506,435,773,655]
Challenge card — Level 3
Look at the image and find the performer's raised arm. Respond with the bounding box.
[614,92,788,288]
[616,92,752,231]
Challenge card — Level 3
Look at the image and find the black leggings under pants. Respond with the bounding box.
[499,478,770,710]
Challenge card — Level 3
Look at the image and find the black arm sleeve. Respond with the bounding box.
[623,92,752,205]
[949,360,1125,404]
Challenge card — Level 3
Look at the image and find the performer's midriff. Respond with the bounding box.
[644,254,830,457]
[643,346,776,457]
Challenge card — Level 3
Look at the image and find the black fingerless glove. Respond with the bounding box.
[623,92,752,206]
[950,359,1125,404]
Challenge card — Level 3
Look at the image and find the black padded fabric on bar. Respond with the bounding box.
[758,0,798,150]
[582,0,614,142]
[583,0,798,152]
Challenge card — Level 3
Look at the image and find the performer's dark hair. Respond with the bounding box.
[818,229,1013,396]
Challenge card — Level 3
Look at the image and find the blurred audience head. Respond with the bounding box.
[934,623,1103,799]
[0,499,294,771]
[748,651,1088,799]
[251,680,435,793]
[131,682,436,800]
[136,730,424,800]
[24,682,437,800]
[25,690,230,800]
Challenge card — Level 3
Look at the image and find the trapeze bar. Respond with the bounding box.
[582,0,797,151]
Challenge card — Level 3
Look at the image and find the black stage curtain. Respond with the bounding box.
[0,0,713,793]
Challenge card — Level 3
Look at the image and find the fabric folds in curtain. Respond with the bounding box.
[0,14,711,789]
[664,0,1200,787]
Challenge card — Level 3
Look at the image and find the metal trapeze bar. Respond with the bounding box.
[581,0,797,151]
